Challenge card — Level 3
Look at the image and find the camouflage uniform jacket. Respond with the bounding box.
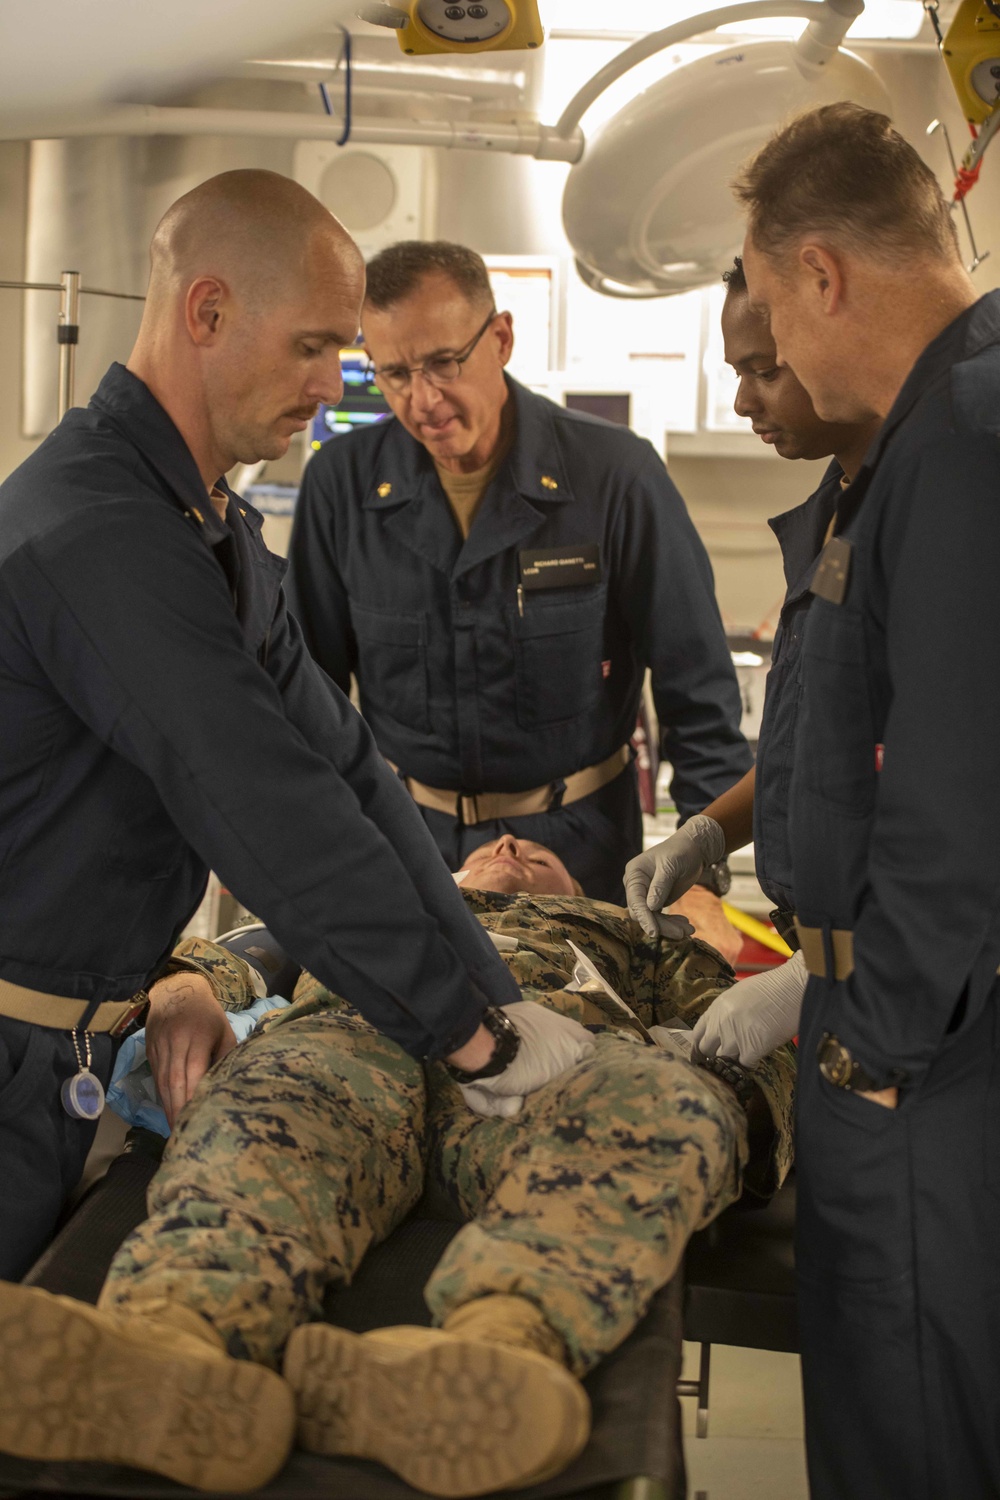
[176,891,796,1197]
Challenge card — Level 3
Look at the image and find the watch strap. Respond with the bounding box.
[842,1056,882,1092]
[445,1006,521,1083]
[693,1049,758,1111]
[818,1031,904,1093]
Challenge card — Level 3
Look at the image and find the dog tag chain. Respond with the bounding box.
[61,1029,105,1120]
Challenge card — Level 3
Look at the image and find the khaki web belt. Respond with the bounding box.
[389,744,631,827]
[796,921,1000,984]
[0,978,149,1035]
[794,923,856,981]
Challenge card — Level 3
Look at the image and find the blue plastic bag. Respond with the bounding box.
[107,993,291,1137]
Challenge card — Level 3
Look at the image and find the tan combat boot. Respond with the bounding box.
[283,1293,591,1498]
[0,1282,295,1492]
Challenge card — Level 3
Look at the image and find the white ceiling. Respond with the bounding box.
[0,0,943,139]
[0,0,361,130]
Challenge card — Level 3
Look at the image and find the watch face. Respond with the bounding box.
[818,1034,853,1087]
[416,0,511,41]
[699,862,731,897]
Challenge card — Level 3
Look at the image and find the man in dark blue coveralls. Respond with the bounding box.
[287,241,751,905]
[0,170,588,1282]
[739,103,1000,1498]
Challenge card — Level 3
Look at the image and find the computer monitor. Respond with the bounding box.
[309,351,392,452]
[563,391,632,429]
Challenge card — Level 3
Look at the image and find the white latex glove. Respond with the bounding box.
[623,815,726,940]
[459,1000,596,1119]
[667,888,743,967]
[457,1085,525,1119]
[691,949,807,1067]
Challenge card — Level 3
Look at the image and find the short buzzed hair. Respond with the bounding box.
[148,168,360,305]
[734,102,959,265]
[364,241,493,310]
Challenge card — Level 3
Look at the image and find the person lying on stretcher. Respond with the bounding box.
[0,835,794,1500]
[132,834,744,1129]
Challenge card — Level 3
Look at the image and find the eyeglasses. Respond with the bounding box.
[365,309,498,395]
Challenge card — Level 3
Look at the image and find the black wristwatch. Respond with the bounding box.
[817,1032,898,1093]
[445,1006,521,1084]
[694,1050,758,1111]
[697,861,732,898]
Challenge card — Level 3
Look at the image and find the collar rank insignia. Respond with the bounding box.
[810,536,852,606]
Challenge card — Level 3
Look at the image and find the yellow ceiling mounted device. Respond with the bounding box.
[360,0,543,54]
[942,0,1000,123]
[924,0,1000,254]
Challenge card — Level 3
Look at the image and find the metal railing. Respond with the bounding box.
[0,273,145,421]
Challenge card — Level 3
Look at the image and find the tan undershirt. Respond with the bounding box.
[822,472,853,546]
[209,485,229,522]
[434,427,514,540]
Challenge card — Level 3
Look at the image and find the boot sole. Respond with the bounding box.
[284,1324,591,1497]
[0,1282,295,1492]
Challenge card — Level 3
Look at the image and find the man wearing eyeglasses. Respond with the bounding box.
[288,241,751,903]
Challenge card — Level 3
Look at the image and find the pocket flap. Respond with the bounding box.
[350,603,426,647]
[512,587,606,639]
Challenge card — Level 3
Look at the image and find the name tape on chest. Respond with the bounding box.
[518,544,602,592]
[810,536,853,606]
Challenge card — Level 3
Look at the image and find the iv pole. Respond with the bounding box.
[0,272,145,422]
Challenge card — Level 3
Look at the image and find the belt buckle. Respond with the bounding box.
[769,908,800,950]
[108,990,150,1038]
[458,794,479,827]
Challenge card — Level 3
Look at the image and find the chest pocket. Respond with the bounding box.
[350,602,429,733]
[798,603,878,816]
[510,587,607,730]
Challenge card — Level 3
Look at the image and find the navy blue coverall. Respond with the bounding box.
[287,377,751,903]
[753,461,841,913]
[790,292,1000,1499]
[0,363,517,1281]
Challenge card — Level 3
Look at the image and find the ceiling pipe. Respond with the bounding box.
[0,104,585,160]
[239,55,527,102]
[238,75,518,111]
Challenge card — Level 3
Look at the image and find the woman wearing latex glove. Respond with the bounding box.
[691,950,807,1067]
[624,792,751,941]
[624,256,881,950]
[449,1000,596,1119]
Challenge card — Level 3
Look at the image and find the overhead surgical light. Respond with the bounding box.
[559,0,891,295]
[540,0,923,40]
[717,0,924,37]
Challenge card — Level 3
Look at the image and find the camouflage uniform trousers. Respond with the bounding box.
[101,1001,747,1377]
